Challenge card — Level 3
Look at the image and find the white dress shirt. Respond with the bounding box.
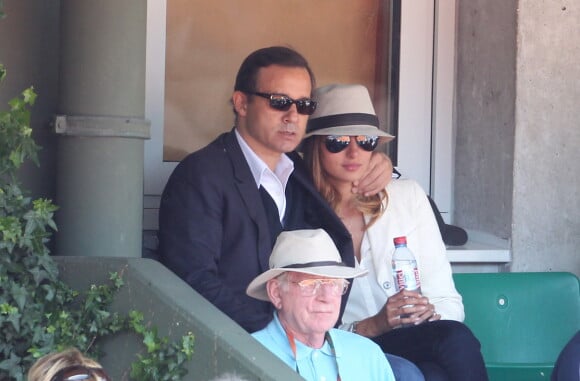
[235,129,294,222]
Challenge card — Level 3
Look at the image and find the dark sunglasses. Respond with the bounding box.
[50,365,111,381]
[248,91,317,115]
[324,135,379,153]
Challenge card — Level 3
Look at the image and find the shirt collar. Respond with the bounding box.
[235,128,294,188]
[271,312,335,360]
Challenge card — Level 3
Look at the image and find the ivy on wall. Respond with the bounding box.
[0,11,195,378]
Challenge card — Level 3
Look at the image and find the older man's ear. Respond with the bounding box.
[266,278,284,310]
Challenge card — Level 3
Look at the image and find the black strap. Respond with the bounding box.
[307,113,379,133]
[283,261,347,269]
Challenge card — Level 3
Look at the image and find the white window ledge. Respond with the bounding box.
[446,230,511,263]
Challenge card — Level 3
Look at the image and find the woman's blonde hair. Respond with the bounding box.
[27,348,105,381]
[301,136,386,229]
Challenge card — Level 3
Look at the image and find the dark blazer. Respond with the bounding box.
[158,129,354,332]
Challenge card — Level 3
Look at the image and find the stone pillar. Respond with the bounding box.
[55,0,149,258]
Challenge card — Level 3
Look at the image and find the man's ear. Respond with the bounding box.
[232,91,248,116]
[266,278,283,310]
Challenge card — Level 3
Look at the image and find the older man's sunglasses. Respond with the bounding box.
[324,135,379,153]
[248,91,317,115]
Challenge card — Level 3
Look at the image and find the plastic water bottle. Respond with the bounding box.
[391,236,422,326]
[391,236,421,293]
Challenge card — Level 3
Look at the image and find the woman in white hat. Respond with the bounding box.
[246,228,395,381]
[301,84,488,381]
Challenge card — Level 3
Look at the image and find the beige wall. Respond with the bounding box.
[163,0,384,161]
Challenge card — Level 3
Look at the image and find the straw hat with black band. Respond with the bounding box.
[246,229,368,301]
[305,83,395,142]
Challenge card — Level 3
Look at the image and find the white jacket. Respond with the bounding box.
[343,178,464,325]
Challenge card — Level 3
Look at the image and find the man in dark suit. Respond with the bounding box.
[158,46,391,333]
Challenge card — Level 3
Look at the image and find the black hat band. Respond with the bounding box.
[282,260,347,269]
[307,113,379,133]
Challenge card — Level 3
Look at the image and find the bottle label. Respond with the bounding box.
[393,263,421,291]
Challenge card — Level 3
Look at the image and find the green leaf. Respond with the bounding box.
[10,283,27,310]
[142,330,159,353]
[181,333,195,358]
[22,87,37,106]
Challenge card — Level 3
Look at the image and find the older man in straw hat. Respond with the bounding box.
[247,228,395,381]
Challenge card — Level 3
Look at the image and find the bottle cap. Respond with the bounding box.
[393,236,407,245]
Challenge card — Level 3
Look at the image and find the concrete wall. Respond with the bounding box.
[454,0,517,240]
[512,2,580,274]
[0,0,60,201]
[55,257,303,381]
[454,0,580,276]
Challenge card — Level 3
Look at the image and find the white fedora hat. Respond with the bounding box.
[305,83,395,142]
[246,229,368,301]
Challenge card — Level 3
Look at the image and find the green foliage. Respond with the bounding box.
[0,83,66,380]
[128,311,195,381]
[0,86,38,181]
[0,72,194,380]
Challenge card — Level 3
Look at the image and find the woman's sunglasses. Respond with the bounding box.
[50,365,111,381]
[247,91,317,115]
[324,135,379,153]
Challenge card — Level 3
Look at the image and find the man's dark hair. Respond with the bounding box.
[234,46,316,94]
